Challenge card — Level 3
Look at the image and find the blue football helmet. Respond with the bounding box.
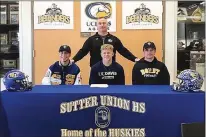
[172,69,204,92]
[3,70,32,92]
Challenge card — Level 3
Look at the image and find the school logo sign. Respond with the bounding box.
[81,1,116,32]
[38,3,70,24]
[122,1,162,29]
[34,1,74,29]
[85,2,112,19]
[95,106,111,128]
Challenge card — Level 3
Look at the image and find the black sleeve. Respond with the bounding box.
[159,64,170,85]
[132,63,144,85]
[115,38,137,62]
[89,67,98,85]
[118,66,125,85]
[73,38,91,63]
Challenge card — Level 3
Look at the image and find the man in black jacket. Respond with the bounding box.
[72,17,139,67]
[132,41,170,85]
[89,44,125,85]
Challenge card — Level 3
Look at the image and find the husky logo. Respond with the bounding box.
[38,3,70,24]
[126,3,159,24]
[85,2,112,19]
[95,106,110,128]
[190,72,198,79]
[8,72,18,78]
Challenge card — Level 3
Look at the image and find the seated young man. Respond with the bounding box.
[89,44,125,85]
[42,45,81,85]
[132,41,170,85]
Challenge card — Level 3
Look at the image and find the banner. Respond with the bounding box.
[1,86,204,137]
[34,1,74,29]
[60,95,146,137]
[81,1,116,32]
[122,1,162,29]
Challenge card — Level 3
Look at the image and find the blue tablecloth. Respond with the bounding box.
[0,85,205,137]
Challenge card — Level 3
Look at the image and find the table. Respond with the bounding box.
[0,85,204,137]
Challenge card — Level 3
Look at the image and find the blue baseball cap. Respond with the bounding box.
[143,41,156,50]
[59,45,71,53]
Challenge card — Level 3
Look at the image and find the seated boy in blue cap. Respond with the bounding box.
[42,45,81,85]
[132,41,170,85]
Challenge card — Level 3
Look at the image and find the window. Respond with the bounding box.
[177,1,205,77]
[0,1,19,78]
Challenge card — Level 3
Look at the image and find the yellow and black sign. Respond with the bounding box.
[126,3,159,24]
[85,2,112,19]
[38,3,70,24]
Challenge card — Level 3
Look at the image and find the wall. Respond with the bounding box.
[19,1,33,81]
[165,1,177,84]
[33,1,163,85]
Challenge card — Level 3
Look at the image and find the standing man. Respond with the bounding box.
[89,44,125,85]
[72,17,139,67]
[42,45,81,85]
[132,41,170,85]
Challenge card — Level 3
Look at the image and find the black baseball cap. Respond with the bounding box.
[59,45,71,53]
[143,41,156,50]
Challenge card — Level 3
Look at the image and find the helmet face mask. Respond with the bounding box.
[172,69,204,92]
[3,70,32,92]
[172,79,184,91]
